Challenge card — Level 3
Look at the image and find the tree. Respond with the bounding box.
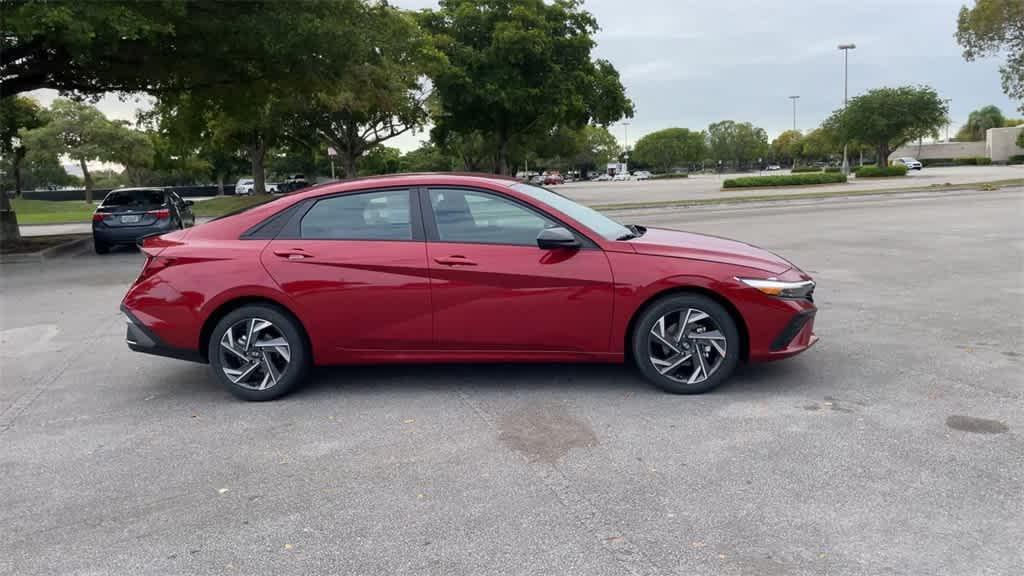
[21,99,153,203]
[400,142,453,173]
[293,4,433,178]
[632,128,706,174]
[825,86,948,167]
[1,1,362,97]
[770,130,804,167]
[358,146,403,176]
[1018,130,1024,148]
[420,0,633,174]
[706,121,770,169]
[0,96,45,242]
[957,0,1024,113]
[800,128,841,161]
[572,125,621,175]
[956,105,1006,140]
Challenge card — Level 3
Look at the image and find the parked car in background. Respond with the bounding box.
[235,178,279,195]
[277,174,309,194]
[93,188,194,254]
[529,174,545,185]
[633,171,652,180]
[121,174,817,401]
[612,172,632,181]
[594,173,612,181]
[894,157,923,170]
[766,164,782,171]
[543,172,564,185]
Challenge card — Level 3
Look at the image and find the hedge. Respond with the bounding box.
[824,166,842,173]
[1009,154,1024,165]
[855,165,908,177]
[922,158,956,167]
[722,173,847,188]
[652,173,689,179]
[954,157,993,165]
[791,166,822,173]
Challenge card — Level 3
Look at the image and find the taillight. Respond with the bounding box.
[92,212,105,222]
[148,208,170,219]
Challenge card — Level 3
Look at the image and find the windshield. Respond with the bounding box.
[510,183,631,240]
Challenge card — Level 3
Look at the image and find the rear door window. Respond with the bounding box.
[300,190,412,240]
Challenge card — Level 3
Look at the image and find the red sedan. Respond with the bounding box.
[122,174,817,401]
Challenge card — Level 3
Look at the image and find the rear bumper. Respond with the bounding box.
[122,305,205,363]
[94,221,174,245]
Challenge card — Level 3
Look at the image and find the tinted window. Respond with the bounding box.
[429,189,554,246]
[101,189,166,209]
[301,190,412,240]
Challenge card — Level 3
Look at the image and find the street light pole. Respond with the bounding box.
[838,43,856,175]
[622,121,631,173]
[788,95,800,132]
[943,99,952,141]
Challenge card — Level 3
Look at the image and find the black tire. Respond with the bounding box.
[207,304,310,401]
[93,238,109,254]
[631,293,741,394]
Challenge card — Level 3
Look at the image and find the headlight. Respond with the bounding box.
[737,277,815,299]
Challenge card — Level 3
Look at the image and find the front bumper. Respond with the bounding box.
[764,308,818,359]
[122,305,205,363]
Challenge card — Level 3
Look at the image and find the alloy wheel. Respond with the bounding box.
[648,307,728,384]
[219,317,292,391]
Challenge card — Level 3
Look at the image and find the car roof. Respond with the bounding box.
[106,187,165,194]
[288,172,519,200]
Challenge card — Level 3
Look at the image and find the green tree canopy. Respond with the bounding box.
[0,96,44,196]
[957,0,1024,113]
[706,121,769,168]
[825,86,948,167]
[0,1,363,97]
[956,105,1006,140]
[21,99,153,202]
[420,0,633,174]
[400,142,454,173]
[800,127,840,161]
[770,130,804,166]
[632,128,706,174]
[292,4,434,178]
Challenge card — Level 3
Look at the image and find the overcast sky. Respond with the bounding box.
[28,0,1018,152]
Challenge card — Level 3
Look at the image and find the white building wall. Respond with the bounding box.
[889,126,1024,163]
[986,126,1024,162]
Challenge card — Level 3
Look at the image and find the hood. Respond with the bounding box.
[627,227,794,274]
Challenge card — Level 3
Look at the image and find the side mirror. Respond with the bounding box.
[185,200,194,206]
[537,226,580,249]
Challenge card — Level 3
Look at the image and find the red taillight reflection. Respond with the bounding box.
[148,208,170,219]
[92,213,105,222]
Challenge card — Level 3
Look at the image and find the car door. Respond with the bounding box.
[261,188,433,354]
[422,187,614,353]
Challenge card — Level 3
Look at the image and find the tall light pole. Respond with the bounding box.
[788,95,800,132]
[838,43,856,175]
[943,98,952,141]
[621,121,631,172]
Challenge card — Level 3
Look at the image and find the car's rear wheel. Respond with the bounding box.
[93,238,109,254]
[632,293,740,394]
[208,304,309,401]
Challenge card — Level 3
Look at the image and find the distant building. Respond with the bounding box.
[889,126,1023,163]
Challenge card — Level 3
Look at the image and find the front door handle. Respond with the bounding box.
[434,255,477,266]
[274,248,314,260]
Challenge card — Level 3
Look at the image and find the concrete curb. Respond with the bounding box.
[0,236,92,264]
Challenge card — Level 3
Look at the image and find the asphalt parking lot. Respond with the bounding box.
[1,188,1021,576]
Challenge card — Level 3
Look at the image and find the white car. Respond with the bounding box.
[612,173,632,181]
[895,157,923,170]
[234,178,279,195]
[633,170,652,180]
[766,164,782,171]
[594,173,612,181]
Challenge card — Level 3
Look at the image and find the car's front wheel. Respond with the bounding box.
[632,293,741,394]
[208,304,310,401]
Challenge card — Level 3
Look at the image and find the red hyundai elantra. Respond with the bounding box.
[121,174,817,401]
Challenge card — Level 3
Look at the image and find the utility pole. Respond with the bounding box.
[838,43,856,174]
[788,95,800,132]
[943,99,952,141]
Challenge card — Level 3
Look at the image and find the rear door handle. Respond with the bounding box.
[434,256,477,266]
[274,248,314,260]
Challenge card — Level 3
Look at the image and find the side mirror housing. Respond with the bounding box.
[536,226,580,249]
